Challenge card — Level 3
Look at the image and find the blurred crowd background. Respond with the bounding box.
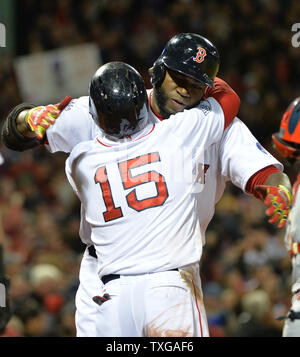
[0,0,299,337]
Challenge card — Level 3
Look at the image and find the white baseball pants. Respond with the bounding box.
[75,250,208,337]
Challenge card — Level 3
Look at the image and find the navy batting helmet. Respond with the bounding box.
[151,33,220,88]
[89,62,148,139]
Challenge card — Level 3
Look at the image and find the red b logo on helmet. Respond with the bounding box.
[193,47,207,63]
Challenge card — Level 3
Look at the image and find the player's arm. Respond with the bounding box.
[1,96,71,152]
[204,77,241,130]
[219,117,291,229]
[1,103,39,151]
[246,167,292,229]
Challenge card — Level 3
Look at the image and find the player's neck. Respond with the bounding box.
[149,90,164,120]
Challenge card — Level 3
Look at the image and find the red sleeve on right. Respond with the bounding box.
[204,77,240,130]
[245,165,281,199]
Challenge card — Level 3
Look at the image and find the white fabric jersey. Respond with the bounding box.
[45,89,283,337]
[65,97,225,277]
[46,96,100,154]
[46,93,158,245]
[46,90,283,246]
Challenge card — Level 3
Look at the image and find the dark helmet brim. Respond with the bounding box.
[162,56,216,88]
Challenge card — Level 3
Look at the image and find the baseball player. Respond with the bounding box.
[272,97,300,337]
[2,33,291,336]
[69,61,290,337]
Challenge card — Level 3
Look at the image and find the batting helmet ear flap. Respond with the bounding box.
[150,57,166,88]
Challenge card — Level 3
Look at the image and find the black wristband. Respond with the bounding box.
[1,103,41,151]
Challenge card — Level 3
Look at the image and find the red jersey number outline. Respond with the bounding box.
[94,166,123,222]
[95,152,169,221]
[193,47,207,63]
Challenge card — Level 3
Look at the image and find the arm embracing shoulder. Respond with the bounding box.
[204,77,240,130]
[1,103,41,151]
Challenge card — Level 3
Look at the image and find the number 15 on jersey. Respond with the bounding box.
[94,152,169,222]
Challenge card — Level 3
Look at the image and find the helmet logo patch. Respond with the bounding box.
[193,47,207,63]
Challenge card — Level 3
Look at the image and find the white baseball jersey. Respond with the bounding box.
[46,93,157,245]
[45,90,282,337]
[65,96,282,278]
[46,90,283,247]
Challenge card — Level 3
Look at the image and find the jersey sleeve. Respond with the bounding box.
[204,77,240,130]
[45,96,98,153]
[219,117,283,191]
[167,97,225,151]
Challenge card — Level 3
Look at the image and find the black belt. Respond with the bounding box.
[87,245,179,284]
[101,268,179,285]
[88,245,97,258]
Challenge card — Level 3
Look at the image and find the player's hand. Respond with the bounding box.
[254,184,292,229]
[25,96,72,140]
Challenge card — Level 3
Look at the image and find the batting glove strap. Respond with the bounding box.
[254,184,292,229]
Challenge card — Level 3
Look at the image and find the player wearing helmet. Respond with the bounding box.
[89,62,149,138]
[272,97,300,337]
[63,60,266,337]
[150,33,219,119]
[2,33,291,336]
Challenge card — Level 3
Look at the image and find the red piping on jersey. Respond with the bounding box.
[96,124,155,147]
[135,124,155,140]
[192,279,203,337]
[245,165,281,199]
[96,139,111,147]
[149,91,164,121]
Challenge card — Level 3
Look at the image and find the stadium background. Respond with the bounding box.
[0,0,299,337]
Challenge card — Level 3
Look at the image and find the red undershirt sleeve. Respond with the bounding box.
[204,77,241,130]
[245,165,281,199]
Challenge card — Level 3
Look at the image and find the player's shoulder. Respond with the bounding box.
[164,98,223,134]
[75,96,89,108]
[195,97,223,117]
[177,97,223,121]
[63,96,89,113]
[222,116,252,138]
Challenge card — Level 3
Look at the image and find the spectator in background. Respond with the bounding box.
[234,289,282,337]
